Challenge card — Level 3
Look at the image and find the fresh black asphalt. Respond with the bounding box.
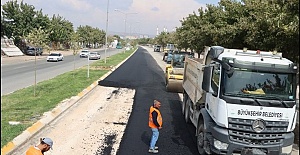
[98,47,199,155]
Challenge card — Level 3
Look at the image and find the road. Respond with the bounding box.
[9,46,199,155]
[1,48,122,96]
[6,46,299,155]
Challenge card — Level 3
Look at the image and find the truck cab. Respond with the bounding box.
[182,46,298,155]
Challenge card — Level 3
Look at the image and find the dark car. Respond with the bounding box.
[25,46,43,56]
[154,45,161,52]
[116,43,123,49]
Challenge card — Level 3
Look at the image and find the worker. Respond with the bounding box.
[26,137,53,155]
[148,100,163,154]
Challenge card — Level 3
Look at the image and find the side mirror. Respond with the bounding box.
[202,66,211,92]
[221,62,234,78]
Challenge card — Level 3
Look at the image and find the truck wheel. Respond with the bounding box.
[165,73,168,85]
[197,120,206,155]
[182,93,188,115]
[197,119,212,155]
[184,99,191,123]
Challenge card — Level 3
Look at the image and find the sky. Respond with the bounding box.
[1,0,221,37]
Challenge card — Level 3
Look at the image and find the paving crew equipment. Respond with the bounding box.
[163,43,175,61]
[165,51,194,92]
[182,46,298,154]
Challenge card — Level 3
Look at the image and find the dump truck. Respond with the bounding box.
[182,46,298,154]
[165,51,193,92]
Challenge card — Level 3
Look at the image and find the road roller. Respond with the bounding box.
[165,51,194,93]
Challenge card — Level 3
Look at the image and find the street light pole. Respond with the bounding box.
[87,52,90,78]
[104,0,109,64]
[129,21,140,39]
[34,47,37,97]
[124,14,127,38]
[114,9,137,51]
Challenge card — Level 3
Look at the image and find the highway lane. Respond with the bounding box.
[1,48,123,96]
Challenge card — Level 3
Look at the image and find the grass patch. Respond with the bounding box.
[1,48,136,148]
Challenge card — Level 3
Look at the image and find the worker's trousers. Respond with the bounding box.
[149,128,159,149]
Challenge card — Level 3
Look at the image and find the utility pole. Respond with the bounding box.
[104,0,109,63]
[114,9,137,52]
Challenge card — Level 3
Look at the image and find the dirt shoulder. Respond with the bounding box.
[11,87,135,155]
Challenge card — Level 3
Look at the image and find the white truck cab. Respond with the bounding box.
[182,46,298,155]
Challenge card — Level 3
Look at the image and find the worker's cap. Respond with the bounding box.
[41,138,53,149]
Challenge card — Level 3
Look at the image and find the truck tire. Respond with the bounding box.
[184,99,192,123]
[182,93,188,115]
[197,119,207,155]
[197,118,212,155]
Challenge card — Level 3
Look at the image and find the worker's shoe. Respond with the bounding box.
[148,148,158,153]
[154,146,158,150]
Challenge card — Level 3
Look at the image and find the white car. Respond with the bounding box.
[47,53,64,62]
[79,50,89,58]
[89,52,101,60]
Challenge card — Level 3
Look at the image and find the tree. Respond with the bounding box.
[154,32,169,51]
[90,27,105,48]
[172,0,299,62]
[48,14,74,50]
[24,27,49,97]
[25,27,49,50]
[2,0,37,44]
[70,31,81,77]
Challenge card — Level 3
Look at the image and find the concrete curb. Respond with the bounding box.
[1,47,137,155]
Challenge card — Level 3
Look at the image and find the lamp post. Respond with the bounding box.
[129,21,140,39]
[87,51,90,78]
[104,0,109,64]
[114,9,137,50]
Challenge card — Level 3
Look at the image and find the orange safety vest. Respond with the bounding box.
[149,106,162,128]
[26,146,43,155]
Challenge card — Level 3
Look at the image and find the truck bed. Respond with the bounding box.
[192,57,204,63]
[183,56,206,105]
